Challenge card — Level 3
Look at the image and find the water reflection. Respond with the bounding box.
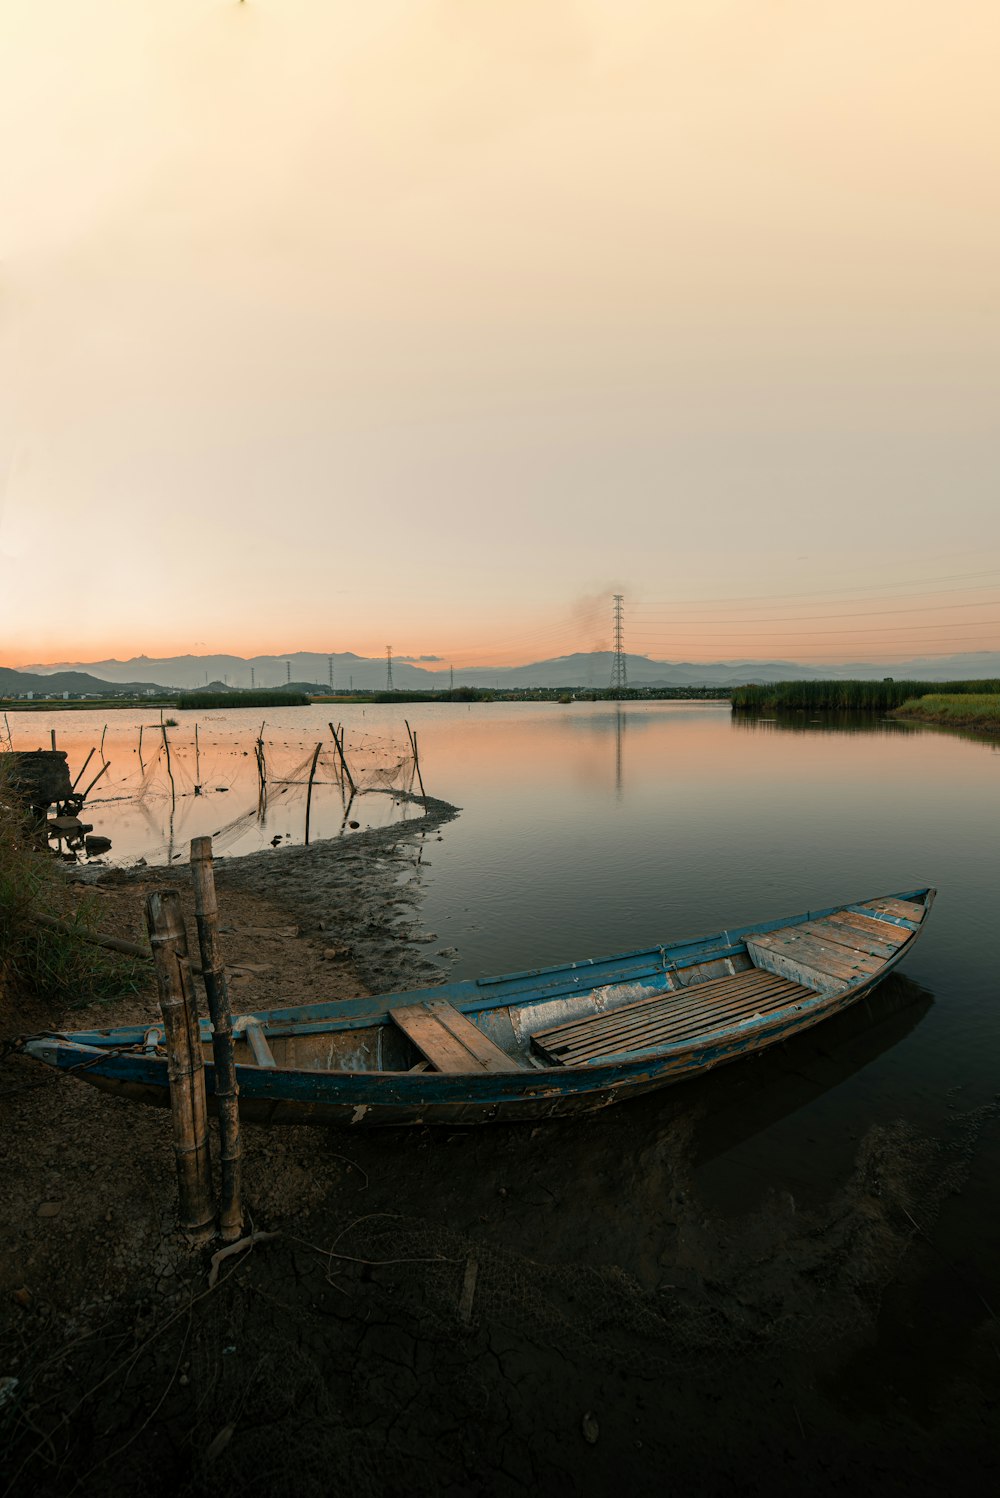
[687,971,933,1171]
[732,710,912,736]
[341,971,936,1289]
[3,711,423,865]
[733,708,1000,754]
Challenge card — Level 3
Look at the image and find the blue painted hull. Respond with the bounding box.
[24,887,934,1126]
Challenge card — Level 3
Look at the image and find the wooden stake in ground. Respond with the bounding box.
[411,730,426,798]
[145,890,215,1243]
[190,837,243,1244]
[161,721,176,807]
[255,721,267,804]
[303,741,323,845]
[69,747,96,794]
[328,722,355,793]
[404,719,425,795]
[78,760,111,802]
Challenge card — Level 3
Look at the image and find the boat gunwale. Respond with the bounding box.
[23,969,892,1095]
[26,888,934,1088]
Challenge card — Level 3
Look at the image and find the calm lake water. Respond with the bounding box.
[9,699,1000,1208]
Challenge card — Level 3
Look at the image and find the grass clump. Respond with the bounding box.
[892,693,1000,731]
[0,772,143,1010]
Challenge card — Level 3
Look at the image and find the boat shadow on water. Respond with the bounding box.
[304,970,937,1288]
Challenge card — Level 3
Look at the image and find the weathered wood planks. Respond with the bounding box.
[825,910,910,948]
[790,918,900,961]
[858,897,925,924]
[742,900,918,996]
[748,928,883,980]
[533,971,815,1066]
[391,999,521,1073]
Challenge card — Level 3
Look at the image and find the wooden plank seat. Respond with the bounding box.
[390,999,521,1073]
[532,969,816,1067]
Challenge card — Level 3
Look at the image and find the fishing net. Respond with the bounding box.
[80,724,422,868]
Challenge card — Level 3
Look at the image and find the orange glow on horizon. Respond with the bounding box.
[5,582,1000,677]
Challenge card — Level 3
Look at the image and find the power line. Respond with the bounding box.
[628,620,1000,639]
[630,564,1000,610]
[628,598,1000,625]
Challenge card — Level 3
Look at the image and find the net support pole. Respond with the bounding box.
[190,837,243,1244]
[304,742,323,845]
[145,889,215,1243]
[328,722,355,793]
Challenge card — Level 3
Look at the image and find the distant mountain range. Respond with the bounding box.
[12,649,1000,692]
[0,666,163,698]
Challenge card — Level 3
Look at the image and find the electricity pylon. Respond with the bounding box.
[610,594,628,698]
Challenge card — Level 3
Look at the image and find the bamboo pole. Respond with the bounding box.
[79,760,111,801]
[100,724,107,760]
[303,741,323,845]
[194,723,201,794]
[190,837,243,1244]
[35,912,152,962]
[328,722,355,793]
[161,722,176,807]
[331,722,344,787]
[34,910,209,974]
[145,890,215,1242]
[70,747,96,794]
[138,724,144,773]
[255,722,267,795]
[411,730,426,797]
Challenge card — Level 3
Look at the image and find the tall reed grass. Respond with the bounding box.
[730,679,1000,712]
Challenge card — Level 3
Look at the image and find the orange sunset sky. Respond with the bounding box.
[2,1,999,670]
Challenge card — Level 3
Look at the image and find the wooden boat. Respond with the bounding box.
[23,888,934,1127]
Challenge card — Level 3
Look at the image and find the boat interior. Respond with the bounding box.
[201,894,929,1077]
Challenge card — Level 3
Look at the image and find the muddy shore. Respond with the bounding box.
[2,795,998,1497]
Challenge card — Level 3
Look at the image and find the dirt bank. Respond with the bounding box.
[2,796,999,1497]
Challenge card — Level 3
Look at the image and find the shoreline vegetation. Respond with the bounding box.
[891,692,1000,733]
[1,685,730,711]
[730,677,1000,712]
[5,680,1000,733]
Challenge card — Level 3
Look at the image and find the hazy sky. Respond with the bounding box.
[2,1,999,667]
